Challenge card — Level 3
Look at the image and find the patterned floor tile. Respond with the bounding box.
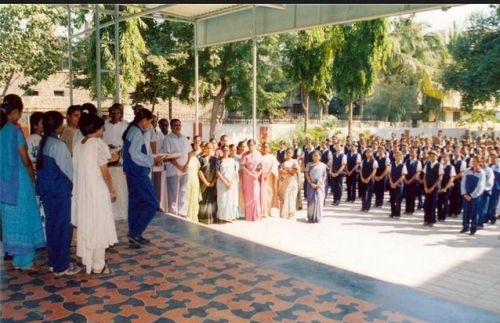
[1,218,424,322]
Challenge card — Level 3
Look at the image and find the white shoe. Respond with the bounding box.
[54,263,82,276]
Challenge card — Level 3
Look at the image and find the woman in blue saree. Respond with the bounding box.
[305,150,328,223]
[0,94,45,270]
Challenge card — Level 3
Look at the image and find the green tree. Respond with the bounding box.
[73,5,146,102]
[0,4,67,97]
[443,5,500,110]
[331,19,390,135]
[282,27,339,131]
[200,36,289,138]
[130,20,194,117]
[366,81,419,122]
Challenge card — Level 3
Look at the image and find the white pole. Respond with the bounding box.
[114,5,120,103]
[67,5,73,106]
[252,6,257,140]
[194,23,199,136]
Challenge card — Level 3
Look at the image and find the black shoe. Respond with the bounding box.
[128,236,145,248]
[137,236,151,245]
[477,224,484,230]
[470,229,477,235]
[459,228,468,233]
[428,223,434,227]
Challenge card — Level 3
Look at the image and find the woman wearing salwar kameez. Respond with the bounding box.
[122,108,163,248]
[73,114,120,274]
[278,149,300,220]
[241,139,263,221]
[186,146,202,222]
[216,145,240,222]
[198,143,218,224]
[305,150,328,223]
[0,95,45,270]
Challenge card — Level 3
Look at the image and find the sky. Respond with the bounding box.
[410,4,494,32]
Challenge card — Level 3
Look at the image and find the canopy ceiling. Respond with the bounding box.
[128,4,459,48]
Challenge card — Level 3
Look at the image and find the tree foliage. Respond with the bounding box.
[0,4,67,97]
[332,18,390,134]
[443,5,500,110]
[282,27,339,131]
[73,5,146,101]
[130,20,194,116]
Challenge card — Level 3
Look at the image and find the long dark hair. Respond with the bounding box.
[36,111,64,170]
[79,113,104,136]
[122,107,153,141]
[1,94,24,130]
[29,112,44,134]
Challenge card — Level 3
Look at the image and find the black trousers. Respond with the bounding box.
[360,179,375,211]
[449,179,463,215]
[437,189,451,220]
[390,185,404,217]
[416,182,424,209]
[424,189,439,224]
[404,182,418,213]
[346,173,358,202]
[374,177,386,206]
[332,175,343,203]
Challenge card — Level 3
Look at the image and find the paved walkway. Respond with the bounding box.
[1,199,499,322]
[199,197,500,315]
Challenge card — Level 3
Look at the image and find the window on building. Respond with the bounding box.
[453,112,460,122]
[54,90,65,97]
[24,90,39,96]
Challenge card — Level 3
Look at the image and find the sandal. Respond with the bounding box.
[92,265,112,275]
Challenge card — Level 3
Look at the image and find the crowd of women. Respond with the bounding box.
[1,94,499,275]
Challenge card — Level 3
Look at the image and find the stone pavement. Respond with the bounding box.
[200,196,500,315]
[1,197,499,322]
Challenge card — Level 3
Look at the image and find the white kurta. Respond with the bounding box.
[72,137,118,273]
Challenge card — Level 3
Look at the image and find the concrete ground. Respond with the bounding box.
[181,196,500,314]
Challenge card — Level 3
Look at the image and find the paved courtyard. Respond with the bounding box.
[1,196,499,322]
[201,197,500,315]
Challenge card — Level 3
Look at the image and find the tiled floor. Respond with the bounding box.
[1,213,499,322]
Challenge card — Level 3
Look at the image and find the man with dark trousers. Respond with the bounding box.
[330,141,347,205]
[388,151,407,218]
[423,150,444,227]
[345,143,361,203]
[374,146,390,207]
[320,139,333,203]
[437,152,456,222]
[449,148,467,217]
[404,147,422,215]
[460,156,485,235]
[359,148,378,212]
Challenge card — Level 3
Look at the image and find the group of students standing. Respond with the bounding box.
[1,96,499,275]
[0,96,163,275]
[288,133,500,234]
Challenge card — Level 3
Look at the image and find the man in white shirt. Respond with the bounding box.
[162,119,191,216]
[103,103,129,149]
[423,150,444,226]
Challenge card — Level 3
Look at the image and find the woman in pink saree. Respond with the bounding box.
[240,139,263,221]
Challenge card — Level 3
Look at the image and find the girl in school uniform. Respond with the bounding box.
[122,108,163,248]
[36,111,81,276]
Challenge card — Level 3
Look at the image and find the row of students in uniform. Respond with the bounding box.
[279,135,499,232]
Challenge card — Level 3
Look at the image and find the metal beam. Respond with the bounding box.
[70,4,181,40]
[67,4,73,106]
[95,6,102,113]
[196,4,461,48]
[114,4,120,103]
